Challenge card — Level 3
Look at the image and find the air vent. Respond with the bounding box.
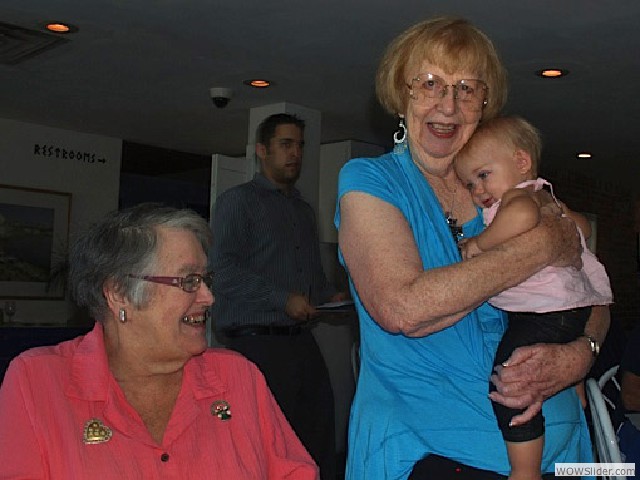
[0,21,68,65]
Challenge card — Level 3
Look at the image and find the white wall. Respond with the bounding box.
[319,140,385,243]
[0,118,122,324]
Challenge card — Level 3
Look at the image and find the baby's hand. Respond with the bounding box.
[459,237,484,260]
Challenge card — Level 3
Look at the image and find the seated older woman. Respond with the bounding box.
[0,204,318,479]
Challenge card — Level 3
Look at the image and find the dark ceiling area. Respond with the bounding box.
[2,1,640,193]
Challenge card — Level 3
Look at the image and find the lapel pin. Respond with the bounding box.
[211,400,232,421]
[83,419,113,444]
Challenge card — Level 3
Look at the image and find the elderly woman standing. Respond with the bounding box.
[0,204,318,479]
[336,17,607,479]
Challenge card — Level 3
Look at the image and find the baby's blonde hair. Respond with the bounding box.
[456,115,541,176]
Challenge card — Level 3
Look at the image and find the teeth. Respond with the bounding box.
[430,123,456,133]
[181,310,210,325]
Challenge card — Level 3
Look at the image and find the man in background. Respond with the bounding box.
[211,113,346,480]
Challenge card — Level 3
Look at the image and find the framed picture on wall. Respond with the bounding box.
[0,184,71,299]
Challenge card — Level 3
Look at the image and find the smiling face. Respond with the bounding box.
[404,61,484,176]
[257,123,304,189]
[454,136,533,209]
[124,226,214,364]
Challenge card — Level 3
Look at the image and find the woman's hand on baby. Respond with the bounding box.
[538,207,582,270]
[533,189,556,210]
[489,340,592,425]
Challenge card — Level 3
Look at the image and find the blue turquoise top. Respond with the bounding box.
[334,149,593,480]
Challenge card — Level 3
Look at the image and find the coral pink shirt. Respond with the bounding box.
[0,323,319,479]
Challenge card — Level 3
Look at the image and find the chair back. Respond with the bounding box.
[598,365,620,390]
[586,377,626,479]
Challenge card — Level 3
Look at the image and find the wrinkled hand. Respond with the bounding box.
[489,340,592,426]
[533,188,556,210]
[538,208,582,270]
[458,237,483,260]
[285,293,318,322]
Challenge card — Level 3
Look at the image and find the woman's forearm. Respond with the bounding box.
[398,216,569,335]
[340,193,579,336]
[583,305,610,346]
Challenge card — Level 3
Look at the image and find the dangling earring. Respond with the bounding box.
[393,115,407,155]
[118,307,127,323]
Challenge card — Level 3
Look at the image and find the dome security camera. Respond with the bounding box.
[210,87,233,108]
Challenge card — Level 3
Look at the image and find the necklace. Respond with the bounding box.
[442,183,464,245]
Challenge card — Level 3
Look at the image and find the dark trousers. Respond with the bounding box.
[491,307,590,442]
[409,454,557,479]
[224,330,337,480]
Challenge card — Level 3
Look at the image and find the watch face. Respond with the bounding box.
[583,335,599,356]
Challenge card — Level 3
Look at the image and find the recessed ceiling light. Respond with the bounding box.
[577,152,592,159]
[537,68,569,78]
[44,22,78,34]
[243,79,272,88]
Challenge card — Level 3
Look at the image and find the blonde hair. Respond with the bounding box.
[457,116,542,176]
[376,16,507,121]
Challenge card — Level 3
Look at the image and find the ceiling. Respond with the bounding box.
[2,1,640,192]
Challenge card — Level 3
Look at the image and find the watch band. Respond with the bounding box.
[580,334,600,358]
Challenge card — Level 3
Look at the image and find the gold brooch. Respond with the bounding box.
[211,400,231,420]
[83,419,113,444]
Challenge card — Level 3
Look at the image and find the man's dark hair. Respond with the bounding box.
[256,113,305,147]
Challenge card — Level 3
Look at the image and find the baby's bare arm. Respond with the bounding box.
[476,189,541,251]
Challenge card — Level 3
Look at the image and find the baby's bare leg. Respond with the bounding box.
[507,436,543,480]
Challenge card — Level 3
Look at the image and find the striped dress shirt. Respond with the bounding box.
[211,173,335,330]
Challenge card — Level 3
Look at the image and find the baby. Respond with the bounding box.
[454,116,613,480]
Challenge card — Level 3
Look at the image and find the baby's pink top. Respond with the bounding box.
[484,178,613,313]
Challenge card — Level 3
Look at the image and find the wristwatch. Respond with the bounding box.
[580,334,600,358]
